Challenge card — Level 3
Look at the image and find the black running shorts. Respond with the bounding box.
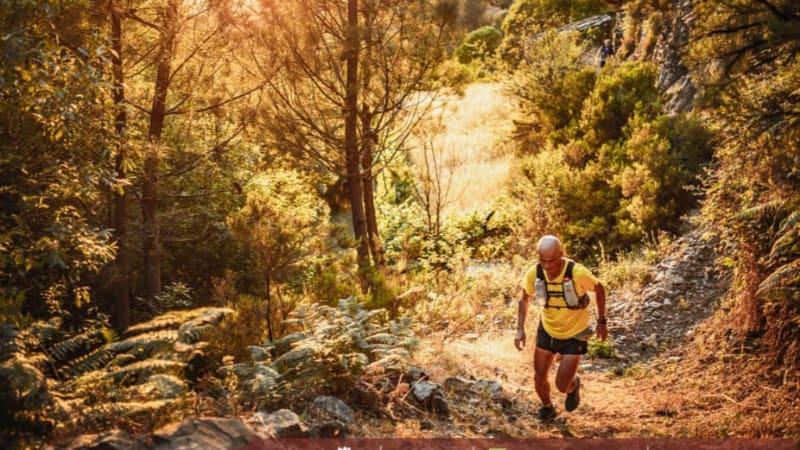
[536,322,588,355]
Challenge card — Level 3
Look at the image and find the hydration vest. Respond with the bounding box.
[535,260,591,310]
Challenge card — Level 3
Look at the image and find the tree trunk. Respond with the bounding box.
[361,104,384,268]
[110,0,130,329]
[143,0,178,301]
[265,275,274,342]
[345,0,371,278]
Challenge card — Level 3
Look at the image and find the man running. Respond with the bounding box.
[514,235,608,421]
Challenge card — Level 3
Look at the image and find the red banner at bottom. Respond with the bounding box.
[241,438,797,450]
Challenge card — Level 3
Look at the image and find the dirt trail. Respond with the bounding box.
[399,83,748,438]
[407,230,731,438]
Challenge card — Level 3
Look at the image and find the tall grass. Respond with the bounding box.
[410,83,515,213]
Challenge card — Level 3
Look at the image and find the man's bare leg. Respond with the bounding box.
[533,346,556,406]
[555,354,581,393]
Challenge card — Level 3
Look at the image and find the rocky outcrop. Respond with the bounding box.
[606,228,731,362]
[652,0,696,114]
[556,14,613,34]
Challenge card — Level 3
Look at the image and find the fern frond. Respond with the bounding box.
[247,345,270,362]
[1,324,21,361]
[367,354,405,371]
[104,359,185,383]
[273,347,316,373]
[109,329,180,356]
[64,369,111,396]
[123,312,187,337]
[63,346,115,378]
[365,333,399,345]
[271,331,310,354]
[131,374,187,399]
[27,319,61,346]
[280,319,305,328]
[49,329,108,368]
[769,214,800,265]
[1,360,48,405]
[177,307,233,343]
[734,199,787,222]
[756,259,800,299]
[777,208,800,236]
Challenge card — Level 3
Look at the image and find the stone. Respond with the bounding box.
[411,380,440,402]
[670,275,686,286]
[407,366,427,381]
[307,396,355,437]
[411,380,449,417]
[431,393,450,417]
[249,409,309,438]
[443,376,473,391]
[57,430,149,450]
[473,380,503,398]
[152,417,257,450]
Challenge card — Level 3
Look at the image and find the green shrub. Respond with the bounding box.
[506,31,594,149]
[454,26,504,64]
[580,61,661,149]
[587,336,615,359]
[511,59,713,263]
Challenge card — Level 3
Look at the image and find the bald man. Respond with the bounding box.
[514,235,607,421]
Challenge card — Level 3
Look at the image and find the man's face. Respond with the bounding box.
[539,246,564,278]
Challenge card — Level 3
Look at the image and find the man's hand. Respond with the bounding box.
[514,329,526,351]
[596,323,608,341]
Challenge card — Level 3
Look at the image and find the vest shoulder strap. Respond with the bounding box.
[564,260,575,279]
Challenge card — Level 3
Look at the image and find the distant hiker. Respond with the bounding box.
[598,38,614,67]
[514,235,608,421]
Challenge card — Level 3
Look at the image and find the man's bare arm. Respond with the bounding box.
[515,289,530,350]
[594,282,608,341]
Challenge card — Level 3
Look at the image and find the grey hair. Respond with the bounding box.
[537,235,562,253]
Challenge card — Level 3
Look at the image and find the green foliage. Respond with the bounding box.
[227,169,330,337]
[0,0,118,321]
[509,58,713,262]
[689,0,800,367]
[587,336,615,359]
[580,62,661,149]
[228,170,329,289]
[506,31,594,147]
[454,26,504,64]
[222,298,417,408]
[0,308,232,446]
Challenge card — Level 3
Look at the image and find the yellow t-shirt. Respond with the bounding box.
[521,258,599,339]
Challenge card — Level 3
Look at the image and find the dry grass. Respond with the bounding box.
[409,83,515,213]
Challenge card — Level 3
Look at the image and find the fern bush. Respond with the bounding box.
[742,201,800,367]
[222,298,418,409]
[1,307,232,447]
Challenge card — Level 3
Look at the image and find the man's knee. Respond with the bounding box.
[555,377,571,393]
